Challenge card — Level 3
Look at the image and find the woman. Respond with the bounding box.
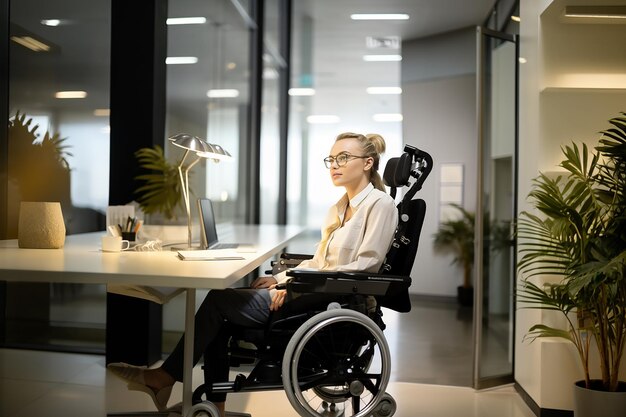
[108,132,399,416]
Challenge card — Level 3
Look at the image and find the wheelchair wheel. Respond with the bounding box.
[282,309,391,417]
[372,392,397,417]
[185,401,221,417]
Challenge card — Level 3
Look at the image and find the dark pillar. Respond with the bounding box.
[0,0,9,344]
[245,0,263,225]
[0,0,9,240]
[106,0,168,366]
[277,0,291,225]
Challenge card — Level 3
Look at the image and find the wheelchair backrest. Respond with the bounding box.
[377,145,432,312]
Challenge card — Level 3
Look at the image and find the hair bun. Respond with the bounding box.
[366,133,386,155]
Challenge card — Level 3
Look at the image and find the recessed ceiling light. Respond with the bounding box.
[373,113,403,122]
[350,14,409,21]
[366,87,402,95]
[207,89,239,98]
[363,55,402,62]
[166,56,198,65]
[166,17,207,25]
[94,108,110,117]
[55,91,87,99]
[40,19,61,26]
[307,115,340,124]
[289,88,315,96]
[518,57,527,64]
[510,15,521,22]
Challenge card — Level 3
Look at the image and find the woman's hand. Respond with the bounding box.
[250,276,277,289]
[270,288,287,311]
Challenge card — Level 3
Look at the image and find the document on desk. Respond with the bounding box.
[107,284,184,304]
[177,250,246,261]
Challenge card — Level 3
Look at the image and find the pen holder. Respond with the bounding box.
[122,232,136,242]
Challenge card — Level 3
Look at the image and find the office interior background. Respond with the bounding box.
[1,0,625,415]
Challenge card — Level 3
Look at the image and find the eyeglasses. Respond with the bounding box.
[323,152,368,169]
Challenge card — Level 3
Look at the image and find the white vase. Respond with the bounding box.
[18,201,66,249]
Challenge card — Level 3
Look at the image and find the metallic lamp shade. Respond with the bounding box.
[168,133,210,153]
[198,143,232,160]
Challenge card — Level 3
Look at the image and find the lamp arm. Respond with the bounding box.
[176,149,193,247]
[187,154,203,171]
[184,168,192,247]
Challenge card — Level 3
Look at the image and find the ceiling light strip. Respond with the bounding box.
[289,88,315,96]
[41,19,61,26]
[166,17,207,25]
[11,36,50,52]
[166,56,198,65]
[207,89,240,98]
[363,55,402,62]
[373,113,403,122]
[55,91,87,99]
[350,14,409,20]
[307,115,340,124]
[366,87,402,95]
[564,6,626,19]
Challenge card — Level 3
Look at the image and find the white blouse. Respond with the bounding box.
[276,183,398,284]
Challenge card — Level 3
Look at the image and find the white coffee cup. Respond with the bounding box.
[101,235,131,252]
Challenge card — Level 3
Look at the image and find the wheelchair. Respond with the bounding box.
[188,145,433,417]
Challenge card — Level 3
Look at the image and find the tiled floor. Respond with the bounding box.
[0,347,534,417]
[0,295,534,417]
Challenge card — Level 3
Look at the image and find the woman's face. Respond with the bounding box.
[327,138,373,189]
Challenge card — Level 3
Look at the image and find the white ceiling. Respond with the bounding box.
[8,0,498,123]
[287,0,497,141]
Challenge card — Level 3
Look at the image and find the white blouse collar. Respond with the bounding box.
[349,183,374,208]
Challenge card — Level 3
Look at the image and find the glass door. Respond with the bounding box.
[474,26,517,389]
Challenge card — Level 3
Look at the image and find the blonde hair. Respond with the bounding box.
[318,132,387,252]
[334,132,387,191]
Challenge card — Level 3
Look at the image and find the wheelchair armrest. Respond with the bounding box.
[280,253,314,261]
[269,253,314,275]
[285,269,411,297]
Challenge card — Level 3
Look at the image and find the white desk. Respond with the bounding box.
[0,224,304,415]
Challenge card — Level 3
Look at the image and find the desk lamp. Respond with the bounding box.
[168,133,230,250]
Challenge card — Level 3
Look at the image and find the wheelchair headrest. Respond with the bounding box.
[383,145,432,201]
[383,154,412,188]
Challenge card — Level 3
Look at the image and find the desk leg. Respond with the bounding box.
[183,288,196,415]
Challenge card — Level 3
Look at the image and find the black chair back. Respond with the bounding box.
[377,145,432,312]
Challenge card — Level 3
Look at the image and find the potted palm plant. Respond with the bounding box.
[433,204,475,306]
[517,113,626,416]
[133,145,182,221]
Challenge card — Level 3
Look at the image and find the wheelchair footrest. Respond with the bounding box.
[225,412,252,417]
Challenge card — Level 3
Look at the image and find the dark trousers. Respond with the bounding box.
[161,288,271,402]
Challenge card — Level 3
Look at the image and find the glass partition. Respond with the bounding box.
[166,0,252,223]
[5,0,111,351]
[474,26,517,389]
[8,0,111,235]
[259,0,285,224]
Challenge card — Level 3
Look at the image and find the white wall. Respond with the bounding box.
[516,0,626,411]
[401,29,477,297]
[401,76,477,296]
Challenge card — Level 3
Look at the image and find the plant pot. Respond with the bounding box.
[573,380,626,417]
[17,201,66,249]
[457,285,473,307]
